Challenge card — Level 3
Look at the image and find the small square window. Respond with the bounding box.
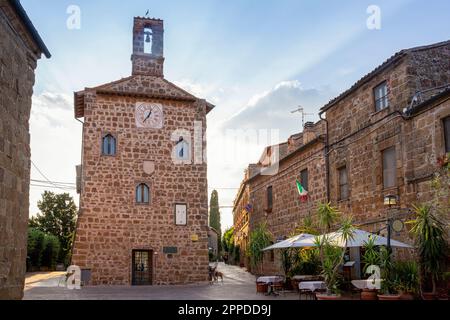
[374,82,389,111]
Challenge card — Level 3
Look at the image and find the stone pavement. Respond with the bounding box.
[23,263,299,300]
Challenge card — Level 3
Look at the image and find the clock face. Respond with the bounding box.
[135,102,164,128]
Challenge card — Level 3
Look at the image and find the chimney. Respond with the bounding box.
[303,121,316,145]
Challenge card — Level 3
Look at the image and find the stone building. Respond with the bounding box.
[207,227,219,258]
[71,16,214,285]
[233,121,327,273]
[233,40,450,275]
[321,41,450,236]
[0,0,50,299]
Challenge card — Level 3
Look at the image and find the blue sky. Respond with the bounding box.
[23,0,450,231]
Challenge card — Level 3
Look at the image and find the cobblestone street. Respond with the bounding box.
[23,263,298,300]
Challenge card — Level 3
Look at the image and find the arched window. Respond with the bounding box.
[136,183,150,204]
[143,27,153,54]
[102,134,116,156]
[176,137,190,160]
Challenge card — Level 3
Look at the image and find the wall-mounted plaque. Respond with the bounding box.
[175,203,187,226]
[163,247,178,254]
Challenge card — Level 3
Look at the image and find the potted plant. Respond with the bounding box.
[315,239,346,300]
[247,222,273,293]
[377,246,401,300]
[315,206,355,301]
[361,237,381,300]
[393,261,419,300]
[408,204,447,300]
[281,248,295,290]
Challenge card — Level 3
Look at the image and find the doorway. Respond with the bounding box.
[132,250,153,285]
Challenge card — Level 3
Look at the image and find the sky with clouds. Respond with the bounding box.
[22,0,450,232]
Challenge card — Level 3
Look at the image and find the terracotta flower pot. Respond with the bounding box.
[421,292,436,300]
[377,294,401,300]
[256,283,268,293]
[361,289,378,300]
[315,293,341,300]
[400,292,415,300]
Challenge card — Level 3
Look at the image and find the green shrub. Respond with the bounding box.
[394,260,420,294]
[41,234,60,270]
[27,228,46,268]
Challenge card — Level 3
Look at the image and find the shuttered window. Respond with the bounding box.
[444,117,450,153]
[382,147,396,188]
[300,169,308,191]
[374,82,389,111]
[267,186,273,210]
[338,166,349,200]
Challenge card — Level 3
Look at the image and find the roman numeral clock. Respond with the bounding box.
[135,102,164,128]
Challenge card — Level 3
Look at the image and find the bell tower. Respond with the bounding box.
[131,16,164,77]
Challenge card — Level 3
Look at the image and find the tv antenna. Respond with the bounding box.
[291,106,314,128]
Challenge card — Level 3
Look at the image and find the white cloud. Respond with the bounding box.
[207,80,336,232]
[29,92,81,217]
[221,80,333,141]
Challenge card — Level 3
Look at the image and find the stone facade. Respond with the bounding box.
[234,40,450,275]
[0,0,49,299]
[71,17,213,285]
[207,227,219,257]
[233,121,327,274]
[323,41,450,238]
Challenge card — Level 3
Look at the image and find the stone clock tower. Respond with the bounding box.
[72,16,214,285]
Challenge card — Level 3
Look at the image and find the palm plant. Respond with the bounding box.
[316,212,355,296]
[247,222,273,276]
[295,216,320,235]
[393,261,420,295]
[378,246,397,295]
[362,236,380,277]
[317,202,339,232]
[408,204,447,295]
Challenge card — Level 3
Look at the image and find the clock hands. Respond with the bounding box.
[143,109,152,123]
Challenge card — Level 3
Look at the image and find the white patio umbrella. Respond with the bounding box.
[294,229,413,248]
[262,233,314,251]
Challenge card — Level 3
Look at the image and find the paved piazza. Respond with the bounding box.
[23,263,299,300]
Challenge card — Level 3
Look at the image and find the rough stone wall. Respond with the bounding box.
[0,6,39,299]
[71,91,209,285]
[131,17,164,77]
[326,44,450,244]
[248,140,327,275]
[233,173,251,268]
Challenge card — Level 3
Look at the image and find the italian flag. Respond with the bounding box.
[296,180,308,203]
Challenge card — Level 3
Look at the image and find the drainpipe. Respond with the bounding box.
[319,111,330,203]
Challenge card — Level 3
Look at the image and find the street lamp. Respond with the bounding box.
[383,195,397,254]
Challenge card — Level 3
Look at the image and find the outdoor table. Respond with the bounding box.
[351,279,383,290]
[292,275,321,281]
[298,281,326,300]
[257,276,284,296]
[298,281,326,292]
[257,276,284,284]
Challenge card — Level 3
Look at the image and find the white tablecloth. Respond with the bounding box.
[298,281,326,292]
[351,279,382,290]
[292,275,321,281]
[257,276,284,284]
